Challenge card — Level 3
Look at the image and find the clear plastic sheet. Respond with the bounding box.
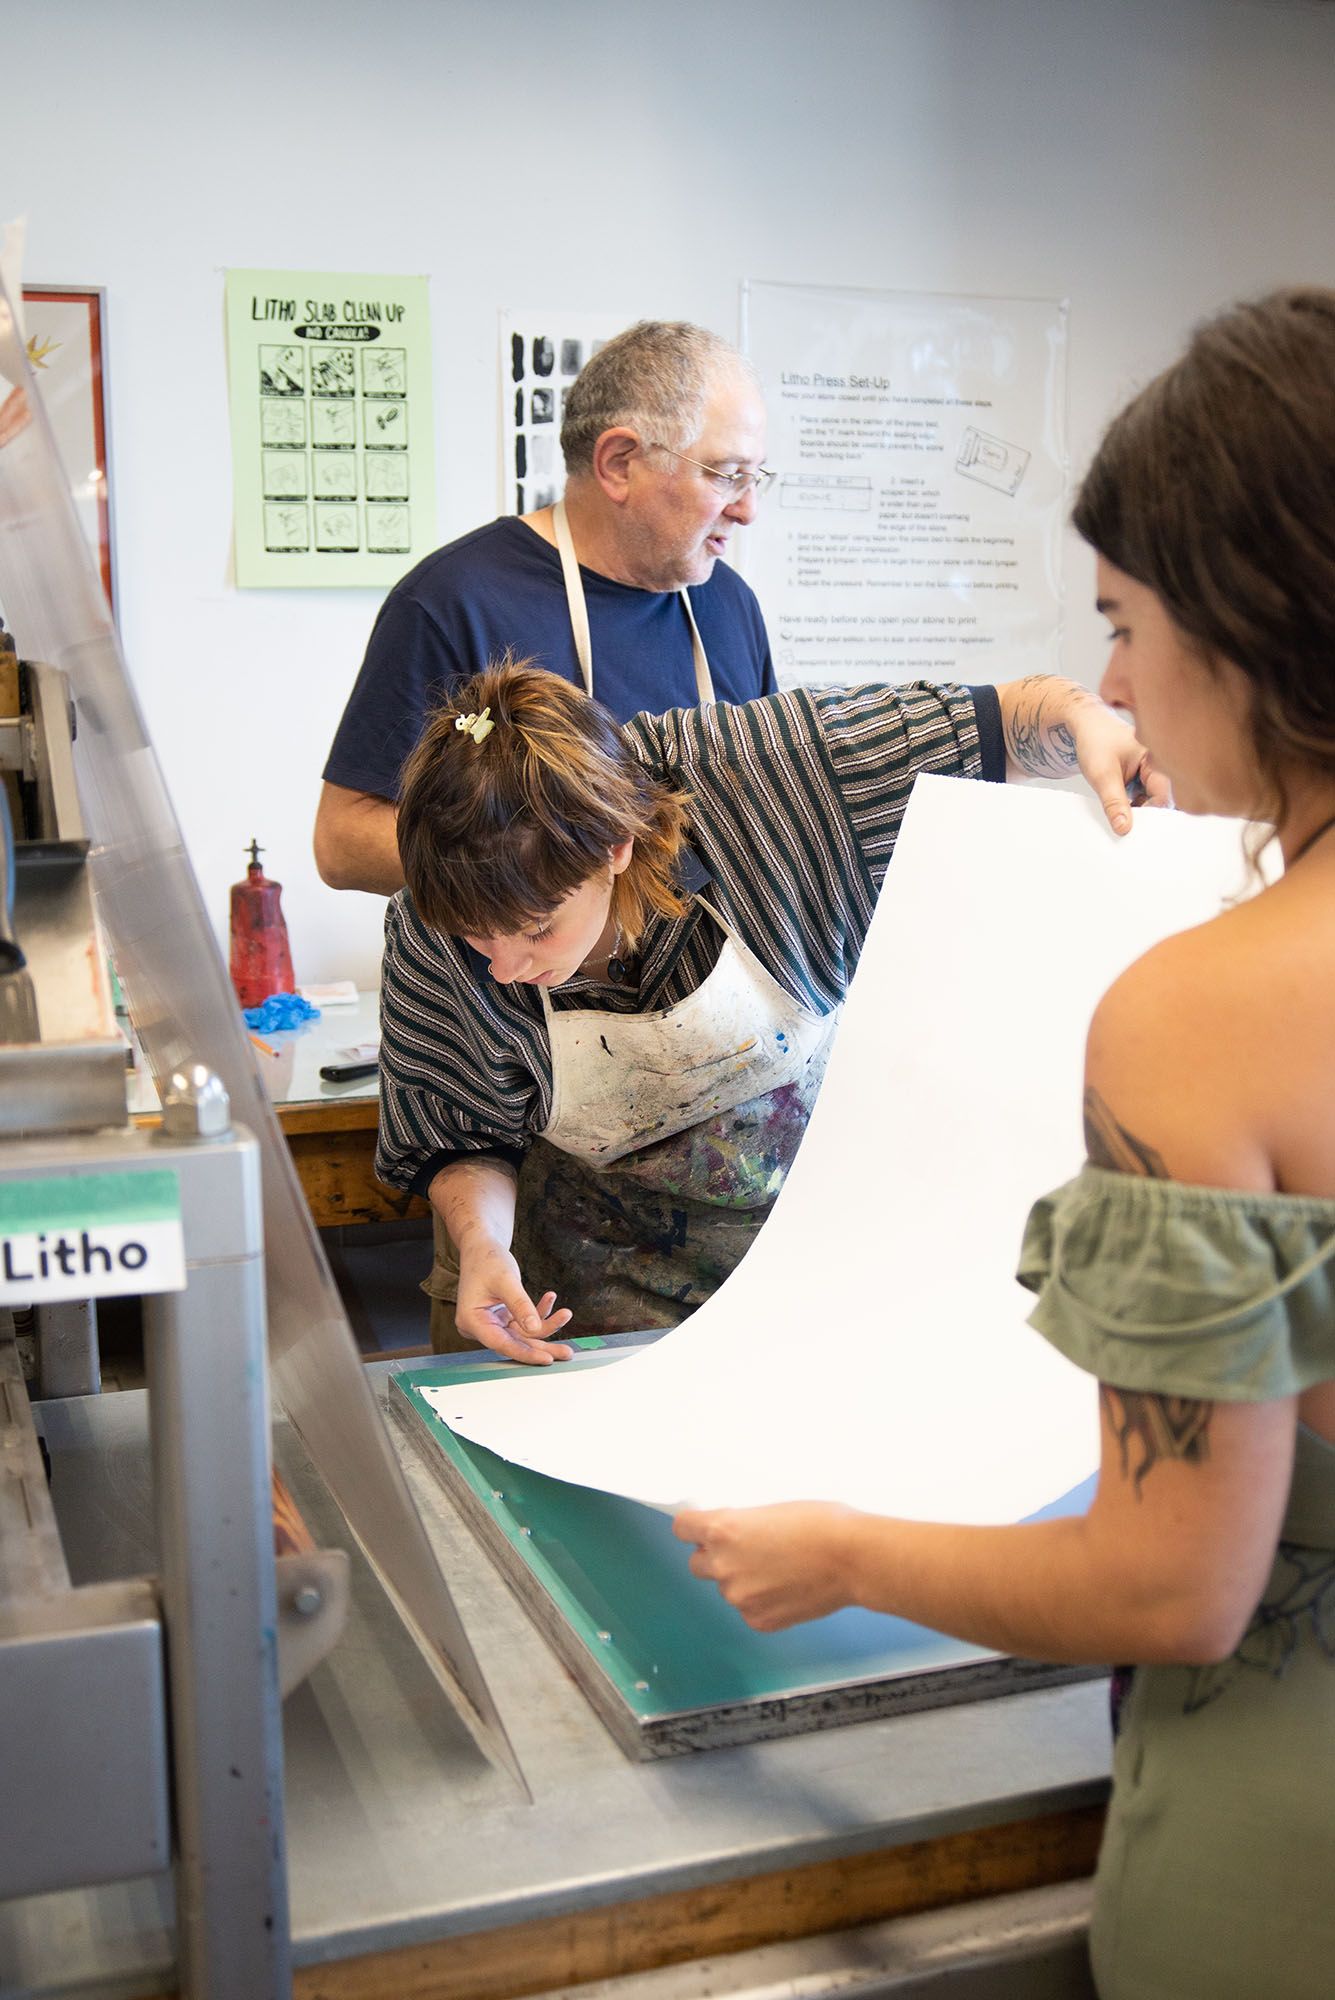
[0,257,523,1791]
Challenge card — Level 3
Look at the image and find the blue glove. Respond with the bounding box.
[243,991,321,1032]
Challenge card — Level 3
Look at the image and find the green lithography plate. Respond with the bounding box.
[390,1349,1098,1759]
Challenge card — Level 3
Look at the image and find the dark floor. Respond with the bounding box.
[319,1219,434,1356]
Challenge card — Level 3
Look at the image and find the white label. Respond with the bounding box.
[0,1172,186,1304]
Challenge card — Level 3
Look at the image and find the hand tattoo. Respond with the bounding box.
[1002,675,1094,777]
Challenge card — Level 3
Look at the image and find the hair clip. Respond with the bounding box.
[454,707,495,745]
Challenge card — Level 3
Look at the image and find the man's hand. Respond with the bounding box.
[673,1501,859,1631]
[998,675,1172,834]
[456,1241,574,1365]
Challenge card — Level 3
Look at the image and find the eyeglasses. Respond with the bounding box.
[648,443,777,500]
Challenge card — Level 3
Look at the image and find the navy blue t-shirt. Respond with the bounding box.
[322,516,777,799]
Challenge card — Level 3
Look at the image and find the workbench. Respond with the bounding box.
[129,993,428,1230]
[1,1356,1111,2000]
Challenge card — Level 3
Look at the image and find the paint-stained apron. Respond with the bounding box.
[509,901,837,1335]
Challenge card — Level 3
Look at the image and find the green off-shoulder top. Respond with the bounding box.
[1019,1167,1335,1549]
[1019,1165,1335,1403]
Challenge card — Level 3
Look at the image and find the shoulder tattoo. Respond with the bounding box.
[1083,1086,1168,1178]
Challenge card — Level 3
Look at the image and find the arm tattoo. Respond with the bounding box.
[1083,1087,1169,1178]
[1085,1092,1207,1495]
[1002,675,1093,778]
[1101,1385,1212,1497]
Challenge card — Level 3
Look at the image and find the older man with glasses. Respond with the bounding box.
[314,320,779,898]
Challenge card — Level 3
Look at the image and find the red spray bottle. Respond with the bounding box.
[229,839,295,1009]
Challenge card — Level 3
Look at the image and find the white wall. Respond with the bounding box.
[4,0,1334,988]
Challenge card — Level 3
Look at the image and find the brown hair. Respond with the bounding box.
[397,658,692,949]
[1073,287,1335,830]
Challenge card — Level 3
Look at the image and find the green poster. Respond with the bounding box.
[224,269,436,588]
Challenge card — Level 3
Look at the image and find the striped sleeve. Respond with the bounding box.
[375,896,553,1195]
[623,680,990,1012]
[810,679,991,889]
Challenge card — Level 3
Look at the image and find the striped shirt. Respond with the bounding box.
[377,680,1003,1195]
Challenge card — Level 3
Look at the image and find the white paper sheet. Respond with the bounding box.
[424,778,1252,1522]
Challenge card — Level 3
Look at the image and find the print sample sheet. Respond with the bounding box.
[424,780,1251,1522]
[500,309,623,515]
[742,282,1067,690]
[225,269,436,587]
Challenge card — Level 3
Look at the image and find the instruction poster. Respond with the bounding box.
[742,281,1067,689]
[499,309,623,515]
[225,269,436,587]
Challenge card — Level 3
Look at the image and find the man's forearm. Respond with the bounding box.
[996,674,1105,781]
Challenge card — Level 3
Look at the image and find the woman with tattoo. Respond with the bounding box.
[677,289,1335,2000]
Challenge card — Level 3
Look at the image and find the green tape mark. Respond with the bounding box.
[0,1169,182,1232]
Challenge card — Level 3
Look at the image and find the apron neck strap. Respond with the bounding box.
[677,587,715,706]
[551,499,716,705]
[552,500,594,696]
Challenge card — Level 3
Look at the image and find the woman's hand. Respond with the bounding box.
[673,1501,860,1631]
[456,1241,574,1364]
[430,1155,572,1363]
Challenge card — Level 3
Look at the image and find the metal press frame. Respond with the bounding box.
[0,1072,292,2000]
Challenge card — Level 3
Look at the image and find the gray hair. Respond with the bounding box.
[560,320,755,475]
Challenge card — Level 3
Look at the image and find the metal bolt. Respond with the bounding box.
[634,1680,650,1693]
[291,1583,323,1617]
[597,1629,612,1644]
[161,1064,232,1140]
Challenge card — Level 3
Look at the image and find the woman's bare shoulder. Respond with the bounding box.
[1083,893,1312,1187]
